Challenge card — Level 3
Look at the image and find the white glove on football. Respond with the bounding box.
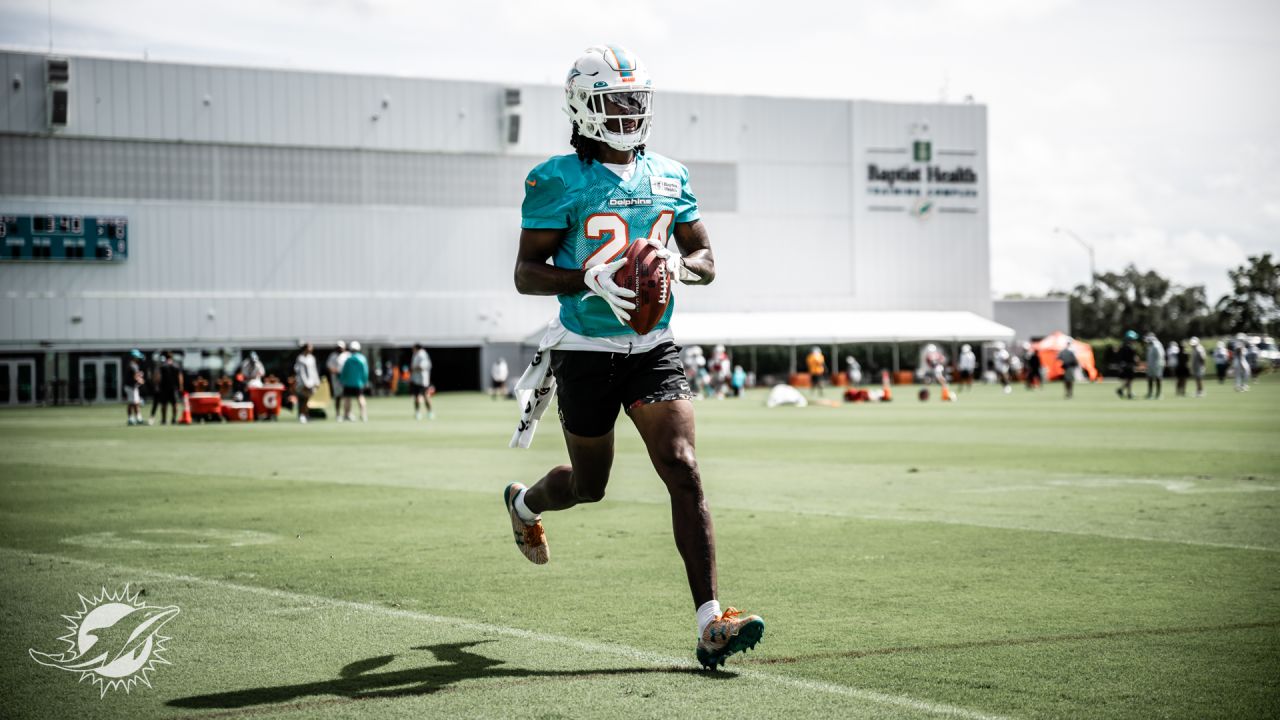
[583,256,637,324]
[645,240,702,284]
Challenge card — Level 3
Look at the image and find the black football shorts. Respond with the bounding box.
[550,342,694,438]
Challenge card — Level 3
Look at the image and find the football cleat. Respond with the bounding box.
[503,483,549,565]
[697,607,765,669]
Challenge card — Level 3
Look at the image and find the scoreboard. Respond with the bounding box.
[1,215,129,262]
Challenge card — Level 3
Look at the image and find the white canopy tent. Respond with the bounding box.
[524,311,1016,375]
[668,311,1015,346]
[668,311,1016,375]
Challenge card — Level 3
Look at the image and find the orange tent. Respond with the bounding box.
[1032,331,1099,381]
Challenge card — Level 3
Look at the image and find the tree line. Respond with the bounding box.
[1051,252,1279,340]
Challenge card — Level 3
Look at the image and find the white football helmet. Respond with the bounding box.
[564,45,653,151]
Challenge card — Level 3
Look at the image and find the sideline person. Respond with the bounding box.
[504,45,763,670]
[806,346,826,396]
[1116,330,1138,400]
[125,349,146,426]
[411,343,434,420]
[326,341,349,418]
[293,343,320,423]
[341,341,369,422]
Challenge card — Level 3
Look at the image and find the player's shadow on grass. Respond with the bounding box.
[169,640,731,709]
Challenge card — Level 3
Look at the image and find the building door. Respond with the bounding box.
[0,360,38,406]
[79,357,122,403]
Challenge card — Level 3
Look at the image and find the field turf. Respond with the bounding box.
[1,378,1278,719]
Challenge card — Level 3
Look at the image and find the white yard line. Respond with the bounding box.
[2,546,1010,720]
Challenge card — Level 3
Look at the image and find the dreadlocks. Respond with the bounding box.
[570,123,645,165]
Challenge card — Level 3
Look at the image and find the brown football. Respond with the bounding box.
[612,241,671,335]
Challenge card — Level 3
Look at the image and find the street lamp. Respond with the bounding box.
[1054,227,1096,283]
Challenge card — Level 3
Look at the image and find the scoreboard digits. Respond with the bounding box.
[0,215,128,262]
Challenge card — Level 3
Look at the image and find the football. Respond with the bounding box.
[612,241,671,335]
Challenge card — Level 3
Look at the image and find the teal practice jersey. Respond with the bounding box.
[521,152,700,337]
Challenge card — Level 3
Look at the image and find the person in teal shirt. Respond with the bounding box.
[340,341,369,422]
[502,44,763,671]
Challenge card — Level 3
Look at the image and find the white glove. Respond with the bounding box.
[583,256,637,325]
[645,239,701,284]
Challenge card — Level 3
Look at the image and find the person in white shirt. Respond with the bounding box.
[993,342,1013,394]
[490,357,510,400]
[238,352,265,399]
[293,343,320,423]
[411,343,434,420]
[845,355,863,386]
[957,344,977,391]
[326,341,349,418]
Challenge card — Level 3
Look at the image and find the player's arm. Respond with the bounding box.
[673,219,715,286]
[514,228,587,296]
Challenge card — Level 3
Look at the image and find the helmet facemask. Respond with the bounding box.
[570,87,653,151]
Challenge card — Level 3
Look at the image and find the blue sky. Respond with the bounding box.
[3,0,1277,300]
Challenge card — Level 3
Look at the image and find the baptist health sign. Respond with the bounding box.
[849,101,990,316]
[860,112,984,220]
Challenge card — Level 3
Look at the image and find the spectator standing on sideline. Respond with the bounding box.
[293,343,320,423]
[326,341,348,418]
[491,357,510,400]
[731,365,746,397]
[1116,330,1139,400]
[806,346,826,396]
[1232,333,1251,392]
[1144,333,1165,399]
[341,341,370,422]
[152,351,183,424]
[1213,340,1230,384]
[1174,341,1191,397]
[1024,343,1042,390]
[411,343,434,420]
[1189,337,1207,397]
[240,352,266,390]
[125,349,145,426]
[1166,340,1180,380]
[993,342,1012,394]
[957,344,976,392]
[1058,340,1079,399]
[845,355,863,386]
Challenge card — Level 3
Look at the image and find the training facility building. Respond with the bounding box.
[0,49,1014,403]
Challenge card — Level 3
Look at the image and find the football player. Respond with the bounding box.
[505,45,764,669]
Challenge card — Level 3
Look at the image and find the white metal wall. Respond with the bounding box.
[1,51,991,348]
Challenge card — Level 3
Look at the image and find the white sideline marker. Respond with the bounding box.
[2,547,1009,720]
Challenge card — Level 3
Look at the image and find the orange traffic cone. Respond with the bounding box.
[179,392,193,425]
[941,386,953,402]
[880,370,892,402]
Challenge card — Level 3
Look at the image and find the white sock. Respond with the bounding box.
[513,488,539,524]
[696,600,721,638]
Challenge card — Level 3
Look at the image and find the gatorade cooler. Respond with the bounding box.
[188,392,223,420]
[221,401,255,422]
[250,384,285,420]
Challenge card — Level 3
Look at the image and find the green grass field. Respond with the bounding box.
[2,378,1278,719]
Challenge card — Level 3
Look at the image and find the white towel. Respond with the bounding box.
[509,350,556,449]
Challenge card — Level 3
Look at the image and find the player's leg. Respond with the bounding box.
[624,343,762,668]
[629,399,715,606]
[504,350,620,564]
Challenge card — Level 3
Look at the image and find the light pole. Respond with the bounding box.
[1054,227,1096,284]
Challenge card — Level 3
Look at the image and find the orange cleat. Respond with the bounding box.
[697,607,765,669]
[503,483,549,565]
